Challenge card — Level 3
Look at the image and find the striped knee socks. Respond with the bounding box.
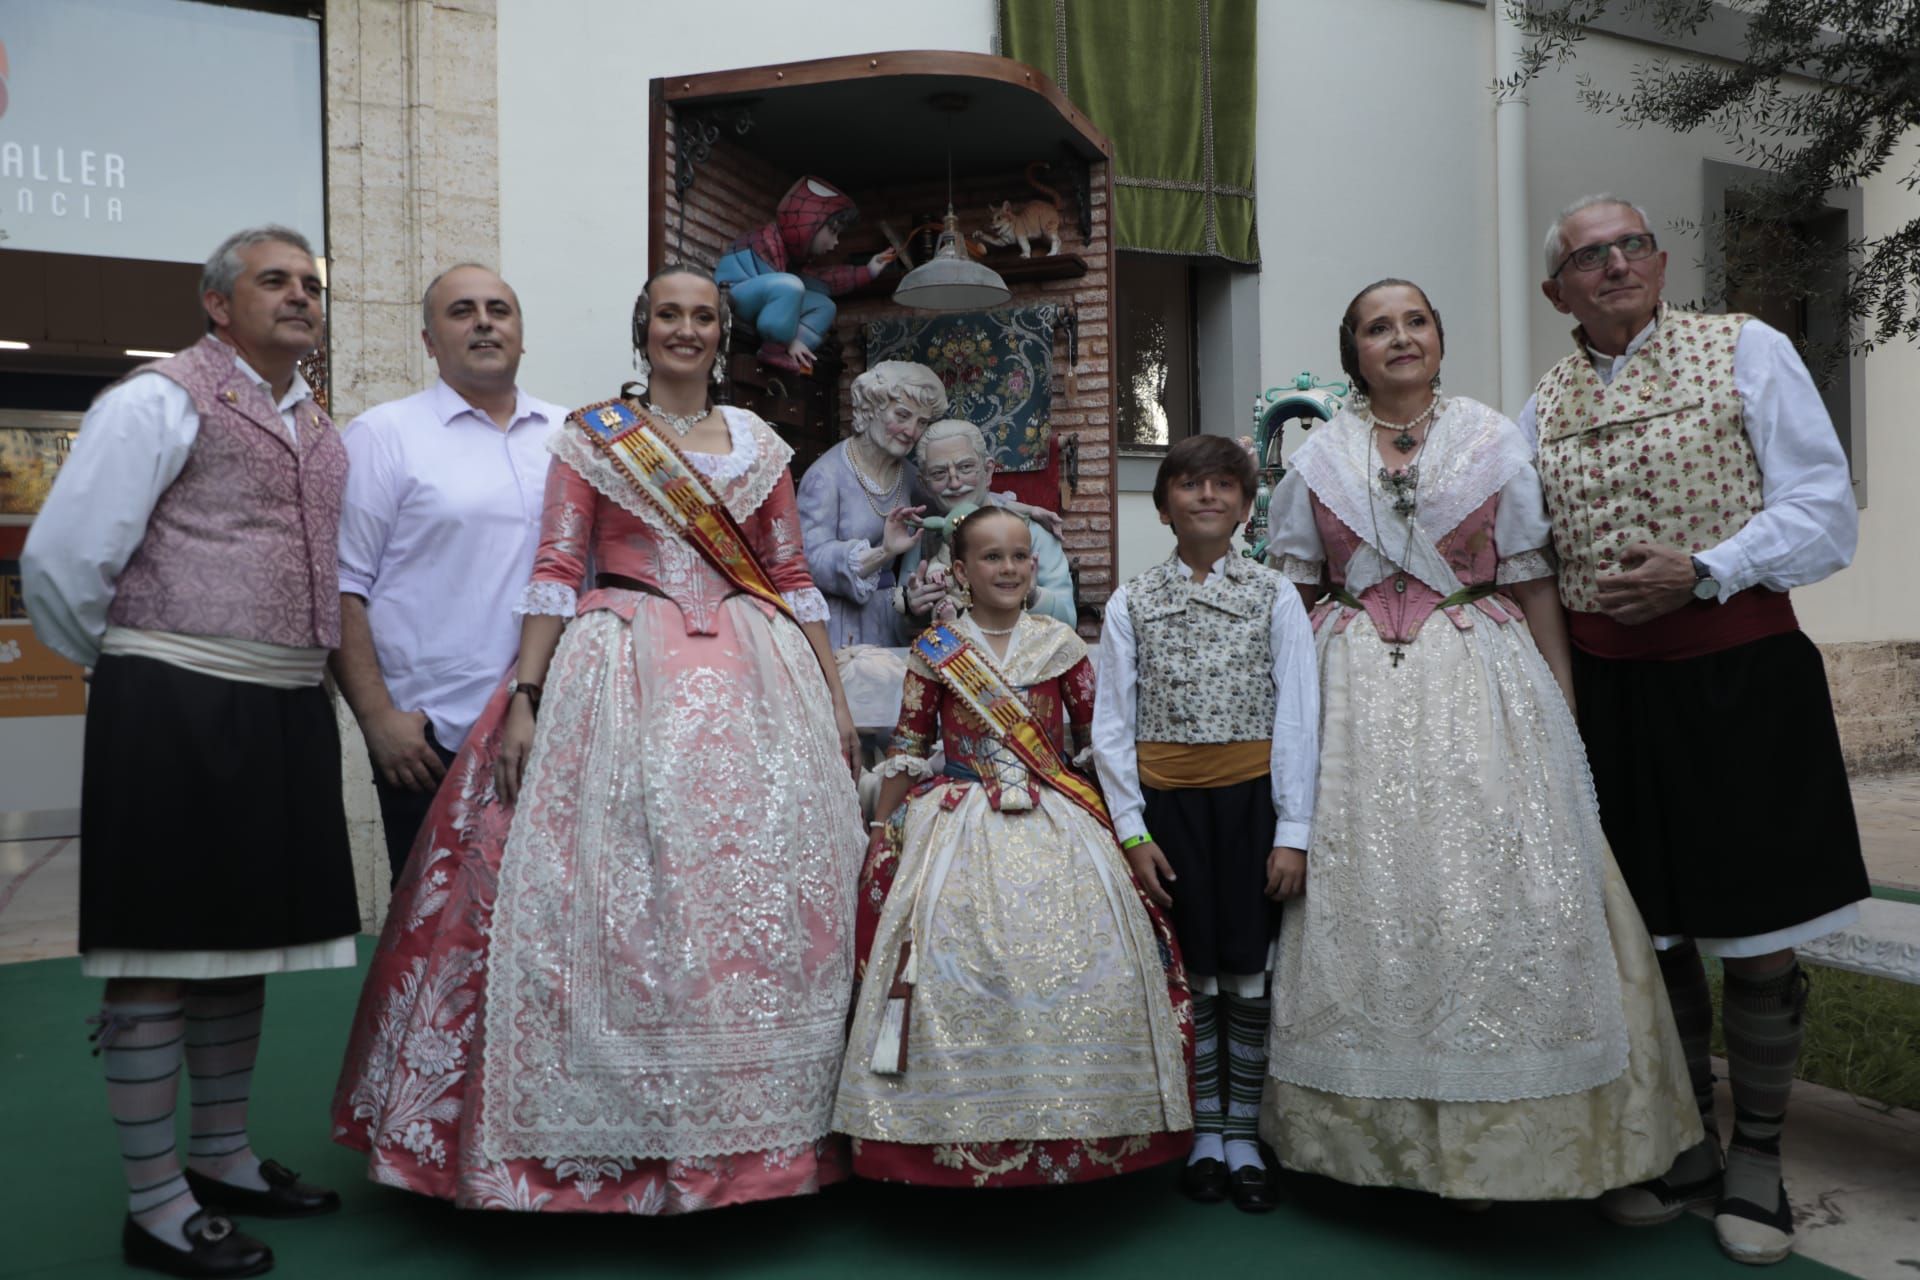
[97,999,197,1249]
[1721,958,1808,1215]
[184,978,269,1191]
[1223,990,1269,1173]
[1189,992,1224,1165]
[1656,942,1723,1184]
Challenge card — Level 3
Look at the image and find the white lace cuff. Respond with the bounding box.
[785,587,829,624]
[845,541,882,596]
[1071,743,1096,769]
[1276,554,1324,585]
[1495,547,1555,585]
[514,580,578,617]
[878,754,935,779]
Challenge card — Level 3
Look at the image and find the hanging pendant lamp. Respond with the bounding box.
[893,96,1011,312]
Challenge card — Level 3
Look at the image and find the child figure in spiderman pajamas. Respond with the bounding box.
[716,175,895,375]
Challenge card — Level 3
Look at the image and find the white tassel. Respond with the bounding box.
[869,939,916,1076]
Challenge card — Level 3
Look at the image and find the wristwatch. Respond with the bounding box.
[1690,556,1721,603]
[507,679,543,715]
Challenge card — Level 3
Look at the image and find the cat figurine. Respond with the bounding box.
[971,161,1064,259]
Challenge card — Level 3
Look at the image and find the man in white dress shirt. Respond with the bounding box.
[23,226,351,1276]
[332,264,567,884]
[1520,194,1869,1266]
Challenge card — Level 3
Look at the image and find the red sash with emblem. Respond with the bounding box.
[910,623,1113,834]
[572,398,794,622]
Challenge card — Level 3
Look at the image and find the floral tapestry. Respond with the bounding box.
[864,304,1064,474]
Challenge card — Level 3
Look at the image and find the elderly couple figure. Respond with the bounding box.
[1259,194,1864,1268]
[795,358,1075,650]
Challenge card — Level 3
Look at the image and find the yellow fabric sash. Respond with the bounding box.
[911,623,1113,833]
[572,398,793,621]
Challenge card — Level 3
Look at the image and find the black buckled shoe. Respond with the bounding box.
[123,1211,273,1278]
[1179,1156,1231,1203]
[1229,1162,1278,1214]
[184,1161,340,1219]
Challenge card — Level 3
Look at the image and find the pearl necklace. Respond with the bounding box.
[970,618,1019,636]
[643,402,706,436]
[845,438,905,517]
[1364,397,1440,453]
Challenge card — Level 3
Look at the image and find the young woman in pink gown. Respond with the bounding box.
[331,266,866,1215]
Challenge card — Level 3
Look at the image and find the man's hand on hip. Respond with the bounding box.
[1594,542,1698,625]
[364,706,447,792]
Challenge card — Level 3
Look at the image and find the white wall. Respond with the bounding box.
[495,0,997,411]
[1253,0,1500,420]
[1795,133,1920,643]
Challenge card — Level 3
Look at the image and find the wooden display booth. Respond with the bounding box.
[648,51,1119,619]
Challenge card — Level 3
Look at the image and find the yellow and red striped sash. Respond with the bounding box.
[910,622,1112,833]
[572,398,793,621]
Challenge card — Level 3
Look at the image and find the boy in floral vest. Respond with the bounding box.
[1092,433,1319,1213]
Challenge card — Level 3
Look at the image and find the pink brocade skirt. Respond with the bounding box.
[330,596,860,1213]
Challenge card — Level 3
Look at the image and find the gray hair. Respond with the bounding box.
[201,225,315,298]
[1542,194,1653,277]
[914,417,991,468]
[849,361,948,435]
[422,262,505,329]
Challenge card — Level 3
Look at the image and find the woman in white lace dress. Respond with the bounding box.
[1258,279,1699,1201]
[330,266,865,1214]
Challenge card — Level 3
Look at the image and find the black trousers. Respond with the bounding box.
[1141,776,1279,978]
[371,722,458,886]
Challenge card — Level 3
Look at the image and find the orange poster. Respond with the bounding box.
[0,622,86,717]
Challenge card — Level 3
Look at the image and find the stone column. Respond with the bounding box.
[324,0,501,421]
[323,0,502,927]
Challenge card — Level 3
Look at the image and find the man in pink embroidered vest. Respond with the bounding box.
[1518,194,1869,1267]
[23,226,356,1278]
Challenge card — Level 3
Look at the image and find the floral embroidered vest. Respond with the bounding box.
[1127,553,1280,743]
[1534,306,1762,612]
[105,336,346,648]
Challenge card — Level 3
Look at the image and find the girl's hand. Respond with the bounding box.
[833,692,861,777]
[494,696,537,805]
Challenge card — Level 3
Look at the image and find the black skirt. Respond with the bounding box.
[1571,630,1869,940]
[1142,776,1280,977]
[79,654,360,952]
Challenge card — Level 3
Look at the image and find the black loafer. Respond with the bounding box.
[122,1211,273,1278]
[1229,1162,1278,1214]
[184,1161,340,1219]
[1179,1156,1231,1203]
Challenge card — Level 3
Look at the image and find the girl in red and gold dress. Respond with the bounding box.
[835,505,1192,1187]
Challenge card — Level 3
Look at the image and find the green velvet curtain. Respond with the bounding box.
[998,0,1259,264]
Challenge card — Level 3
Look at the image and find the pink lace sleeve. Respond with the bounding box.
[746,470,820,598]
[515,459,596,617]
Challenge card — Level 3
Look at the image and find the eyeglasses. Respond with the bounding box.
[921,459,983,485]
[1552,232,1659,278]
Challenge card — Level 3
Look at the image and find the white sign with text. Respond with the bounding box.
[0,0,324,263]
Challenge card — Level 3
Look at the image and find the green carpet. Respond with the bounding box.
[0,944,1849,1280]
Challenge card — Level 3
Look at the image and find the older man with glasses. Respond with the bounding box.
[1517,193,1869,1267]
[896,417,1078,631]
